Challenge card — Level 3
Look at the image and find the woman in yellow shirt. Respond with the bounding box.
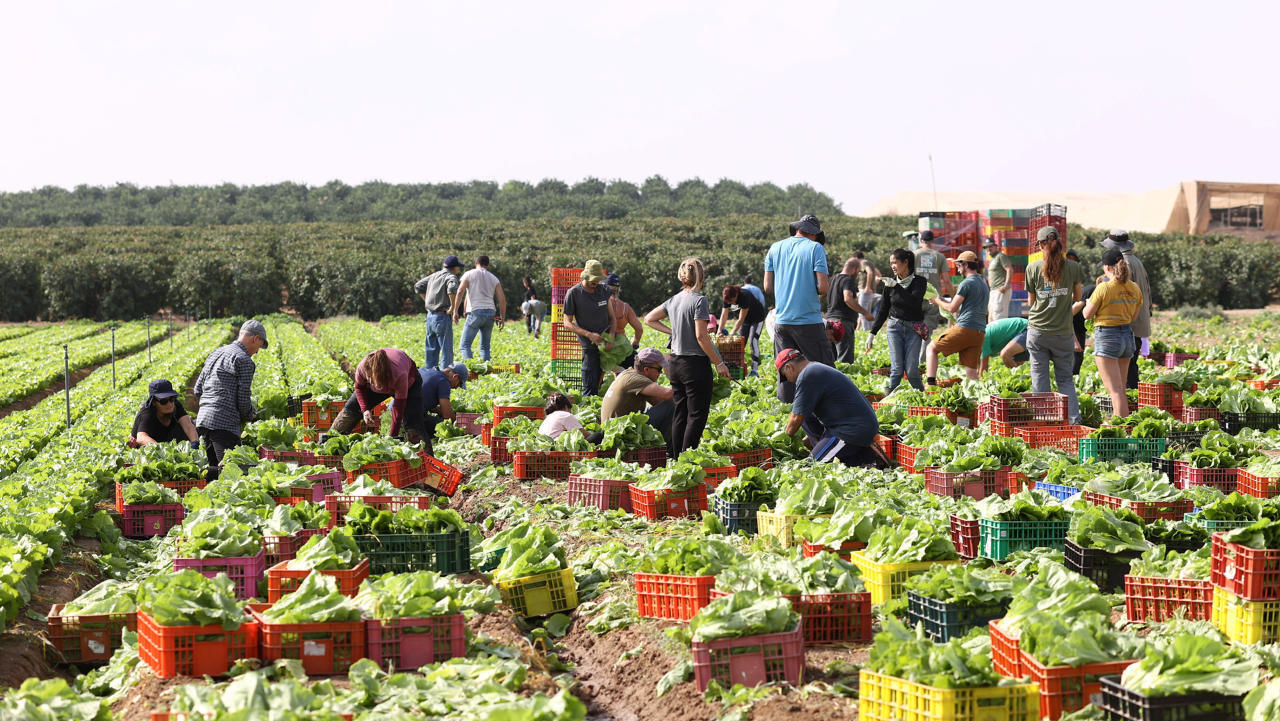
[1083,248,1143,417]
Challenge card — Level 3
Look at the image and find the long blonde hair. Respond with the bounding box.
[678,257,706,291]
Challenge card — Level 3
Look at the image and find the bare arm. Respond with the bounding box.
[640,382,674,403]
[564,314,605,344]
[644,305,672,336]
[933,292,966,314]
[843,289,872,319]
[815,271,829,297]
[136,431,158,445]
[494,284,507,324]
[731,307,748,335]
[450,279,470,320]
[627,308,644,347]
[763,271,774,295]
[438,397,454,420]
[784,413,804,437]
[178,415,198,443]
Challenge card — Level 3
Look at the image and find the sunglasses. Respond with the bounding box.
[155,397,176,404]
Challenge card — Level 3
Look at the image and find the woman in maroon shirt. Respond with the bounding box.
[330,348,428,445]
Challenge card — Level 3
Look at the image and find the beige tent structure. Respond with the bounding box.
[862,181,1280,235]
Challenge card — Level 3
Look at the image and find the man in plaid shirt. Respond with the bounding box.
[195,319,268,478]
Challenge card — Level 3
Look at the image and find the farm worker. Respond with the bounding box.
[1100,230,1152,390]
[330,348,429,445]
[601,347,676,454]
[1025,227,1085,424]
[193,319,267,479]
[824,257,875,364]
[604,273,643,368]
[979,317,1030,372]
[913,230,953,366]
[451,255,507,362]
[764,214,833,402]
[1066,249,1090,375]
[865,249,928,392]
[1085,248,1144,418]
[563,260,617,397]
[717,285,767,376]
[413,255,464,369]
[985,238,1012,321]
[644,258,731,455]
[419,362,467,440]
[521,276,544,336]
[539,392,590,440]
[853,251,881,333]
[775,348,884,467]
[741,275,767,309]
[129,379,198,448]
[926,250,989,382]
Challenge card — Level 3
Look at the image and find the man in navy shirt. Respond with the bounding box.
[775,348,885,467]
[418,362,468,440]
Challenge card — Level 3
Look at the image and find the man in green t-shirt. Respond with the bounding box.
[913,230,953,366]
[985,238,1011,320]
[980,317,1030,372]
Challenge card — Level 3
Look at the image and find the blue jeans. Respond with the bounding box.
[581,343,602,397]
[886,319,924,392]
[459,309,495,360]
[1028,329,1081,424]
[424,312,453,369]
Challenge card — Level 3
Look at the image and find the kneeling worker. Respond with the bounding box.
[775,348,884,467]
[419,362,468,441]
[331,348,428,444]
[925,250,989,382]
[601,348,676,454]
[980,317,1030,372]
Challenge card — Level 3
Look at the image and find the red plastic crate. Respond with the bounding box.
[1181,406,1222,423]
[302,400,346,429]
[908,406,976,428]
[325,494,433,528]
[988,419,1019,437]
[702,465,738,490]
[874,434,896,461]
[896,443,922,471]
[690,625,804,692]
[480,421,491,446]
[1021,652,1137,720]
[263,534,300,567]
[628,484,708,521]
[989,619,1022,678]
[1007,470,1030,494]
[1249,379,1280,391]
[346,452,432,489]
[1081,492,1193,524]
[950,515,980,558]
[248,603,365,676]
[289,471,344,503]
[551,267,585,286]
[258,447,314,465]
[173,551,266,600]
[115,479,207,513]
[1137,382,1194,413]
[1164,352,1199,369]
[1173,462,1237,493]
[566,475,633,512]
[790,592,872,645]
[926,468,1004,500]
[1211,533,1280,601]
[512,450,600,481]
[1238,469,1280,499]
[621,446,668,469]
[635,573,716,621]
[46,604,137,664]
[725,448,774,471]
[987,393,1067,425]
[136,610,258,679]
[365,614,466,671]
[1124,575,1213,623]
[454,412,483,435]
[310,453,345,469]
[492,404,545,426]
[266,558,371,603]
[1014,425,1090,454]
[800,540,866,561]
[122,504,185,538]
[420,456,464,495]
[489,435,512,464]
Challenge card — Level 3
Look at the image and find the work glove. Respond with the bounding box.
[1140,337,1150,357]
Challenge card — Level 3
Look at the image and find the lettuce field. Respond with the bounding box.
[8,310,1280,720]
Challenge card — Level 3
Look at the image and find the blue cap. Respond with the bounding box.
[443,255,462,269]
[148,379,179,399]
[604,273,621,286]
[449,362,468,388]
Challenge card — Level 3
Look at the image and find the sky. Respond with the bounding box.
[3,1,1278,214]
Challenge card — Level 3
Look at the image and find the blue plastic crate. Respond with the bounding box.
[1034,481,1081,501]
[1011,290,1029,301]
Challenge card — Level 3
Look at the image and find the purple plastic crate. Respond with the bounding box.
[292,471,344,503]
[174,551,267,600]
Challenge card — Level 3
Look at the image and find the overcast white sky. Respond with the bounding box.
[3,1,1277,213]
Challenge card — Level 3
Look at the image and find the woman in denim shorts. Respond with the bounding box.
[1083,248,1143,418]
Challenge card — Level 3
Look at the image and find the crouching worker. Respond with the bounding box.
[129,379,199,448]
[600,348,676,455]
[331,348,428,445]
[774,348,887,467]
[980,317,1030,373]
[420,362,467,442]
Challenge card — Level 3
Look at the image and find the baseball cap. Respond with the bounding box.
[148,379,179,399]
[774,348,803,371]
[919,230,935,242]
[956,250,979,263]
[983,237,997,247]
[1101,248,1125,267]
[635,348,668,370]
[604,273,621,287]
[443,255,463,269]
[1036,226,1059,242]
[448,362,468,388]
[239,319,269,348]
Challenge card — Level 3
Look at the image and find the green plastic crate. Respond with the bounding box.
[905,592,1009,642]
[978,518,1070,560]
[1183,512,1255,533]
[1078,437,1166,464]
[352,531,471,575]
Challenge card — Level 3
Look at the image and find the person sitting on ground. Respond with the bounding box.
[419,362,468,441]
[980,317,1030,372]
[775,349,885,467]
[601,348,677,454]
[926,250,990,382]
[130,379,199,447]
[331,348,428,444]
[539,392,591,440]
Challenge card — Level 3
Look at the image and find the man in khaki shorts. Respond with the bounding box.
[925,250,989,381]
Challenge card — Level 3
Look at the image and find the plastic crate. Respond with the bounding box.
[512,450,600,481]
[990,619,1023,678]
[324,494,434,528]
[496,567,578,617]
[756,509,830,548]
[263,533,300,568]
[302,400,346,430]
[365,613,466,671]
[419,456,464,496]
[1098,674,1244,721]
[287,471,344,503]
[950,515,979,558]
[248,603,365,676]
[1183,511,1254,533]
[1035,481,1082,501]
[690,625,804,692]
[896,442,922,471]
[480,421,491,446]
[551,267,584,286]
[702,465,737,489]
[724,447,774,471]
[550,303,564,322]
[908,405,976,428]
[567,474,633,512]
[858,670,1040,721]
[620,446,668,469]
[1081,492,1193,524]
[266,558,371,603]
[635,573,715,621]
[1210,585,1280,643]
[988,392,1067,425]
[1065,540,1143,593]
[1137,382,1193,413]
[790,591,872,644]
[628,484,708,521]
[1163,352,1201,369]
[1180,406,1221,423]
[173,552,266,600]
[548,358,583,385]
[1078,437,1166,464]
[492,404,545,426]
[489,435,513,464]
[1173,462,1237,492]
[122,503,184,539]
[114,478,207,513]
[848,552,962,605]
[454,412,483,435]
[874,434,896,461]
[1249,378,1280,390]
[475,546,505,573]
[905,592,1008,643]
[1123,574,1212,623]
[925,468,1004,500]
[46,604,137,664]
[1022,653,1137,721]
[258,447,313,464]
[1014,425,1090,454]
[1006,470,1030,494]
[345,452,432,489]
[1151,457,1177,484]
[1221,410,1280,434]
[1211,532,1280,601]
[136,610,258,679]
[1238,469,1280,499]
[351,531,470,575]
[979,519,1070,560]
[712,496,762,535]
[801,539,866,561]
[1164,429,1208,450]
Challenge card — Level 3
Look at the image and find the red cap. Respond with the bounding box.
[825,319,845,342]
[774,348,803,371]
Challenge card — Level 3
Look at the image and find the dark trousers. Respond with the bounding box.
[581,344,602,397]
[341,375,428,440]
[773,322,836,402]
[669,355,713,454]
[1126,354,1140,390]
[830,317,858,364]
[199,427,241,481]
[646,400,676,456]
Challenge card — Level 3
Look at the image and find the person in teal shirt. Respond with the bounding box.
[926,251,989,381]
[980,317,1030,372]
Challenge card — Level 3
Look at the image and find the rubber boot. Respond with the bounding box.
[329,408,361,435]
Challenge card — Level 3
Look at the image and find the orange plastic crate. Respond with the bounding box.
[1239,469,1280,499]
[702,465,738,490]
[345,451,432,489]
[551,267,585,286]
[1123,574,1212,622]
[46,604,137,664]
[1080,491,1193,524]
[137,610,258,679]
[1137,382,1194,413]
[512,450,600,481]
[324,494,433,528]
[725,448,774,471]
[987,392,1067,425]
[1014,425,1090,454]
[989,619,1023,678]
[248,603,365,676]
[1020,652,1137,720]
[896,443,922,471]
[266,559,371,603]
[628,484,708,521]
[874,434,896,461]
[635,573,716,621]
[492,404,545,426]
[800,540,866,561]
[420,456,464,495]
[1249,379,1280,391]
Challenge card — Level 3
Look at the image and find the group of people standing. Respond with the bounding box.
[414,255,508,368]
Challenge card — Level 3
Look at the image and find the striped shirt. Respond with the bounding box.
[193,341,257,433]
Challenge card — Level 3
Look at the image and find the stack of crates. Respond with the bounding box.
[996,229,1030,318]
[918,211,980,259]
[549,268,584,386]
[1029,204,1068,254]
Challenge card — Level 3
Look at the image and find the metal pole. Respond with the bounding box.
[110,325,117,390]
[146,316,152,363]
[63,344,71,429]
[929,153,939,211]
[169,312,173,348]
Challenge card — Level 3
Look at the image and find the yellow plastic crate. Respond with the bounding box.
[859,670,1040,721]
[756,510,830,549]
[550,304,564,323]
[496,567,578,618]
[1211,585,1280,644]
[849,552,962,605]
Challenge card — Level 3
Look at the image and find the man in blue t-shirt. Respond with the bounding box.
[926,250,990,382]
[775,349,885,467]
[418,362,468,438]
[764,215,833,402]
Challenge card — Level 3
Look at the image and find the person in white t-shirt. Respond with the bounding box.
[451,255,507,361]
[538,393,589,440]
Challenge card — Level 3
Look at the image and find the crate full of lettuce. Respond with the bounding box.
[490,524,577,617]
[688,591,804,692]
[714,553,872,644]
[344,501,473,575]
[628,462,709,521]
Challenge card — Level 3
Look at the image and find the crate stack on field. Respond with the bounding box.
[983,204,1067,318]
[918,211,981,260]
[548,267,584,387]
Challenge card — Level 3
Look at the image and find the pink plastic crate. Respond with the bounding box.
[173,551,266,600]
[691,625,804,692]
[365,614,466,670]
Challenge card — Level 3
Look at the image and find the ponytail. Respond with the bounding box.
[1111,256,1130,285]
[678,257,706,291]
[1041,236,1066,285]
